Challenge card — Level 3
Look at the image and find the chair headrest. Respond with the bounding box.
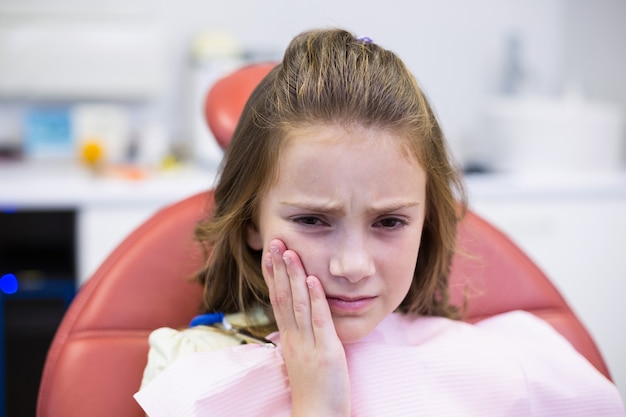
[204,62,277,149]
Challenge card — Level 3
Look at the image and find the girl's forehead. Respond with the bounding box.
[264,124,427,209]
[255,123,428,215]
[279,123,421,164]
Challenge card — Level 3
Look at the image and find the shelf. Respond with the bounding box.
[0,161,216,208]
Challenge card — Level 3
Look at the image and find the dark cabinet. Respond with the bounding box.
[0,210,76,417]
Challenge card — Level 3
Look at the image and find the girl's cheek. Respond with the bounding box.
[294,246,322,278]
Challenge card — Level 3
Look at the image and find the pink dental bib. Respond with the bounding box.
[135,311,624,416]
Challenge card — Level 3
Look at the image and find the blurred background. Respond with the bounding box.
[0,0,625,415]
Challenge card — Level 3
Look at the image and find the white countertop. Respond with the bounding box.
[0,160,217,209]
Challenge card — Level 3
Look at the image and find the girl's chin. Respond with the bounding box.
[334,321,377,344]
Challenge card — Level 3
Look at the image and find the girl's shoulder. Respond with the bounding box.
[140,325,242,389]
[148,325,243,353]
[140,310,271,388]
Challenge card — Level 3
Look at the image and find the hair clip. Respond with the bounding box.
[357,36,373,45]
[190,312,228,327]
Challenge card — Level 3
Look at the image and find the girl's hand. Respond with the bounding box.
[264,239,350,417]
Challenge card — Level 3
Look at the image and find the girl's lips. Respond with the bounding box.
[326,296,376,314]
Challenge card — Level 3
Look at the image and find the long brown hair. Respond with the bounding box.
[194,28,467,332]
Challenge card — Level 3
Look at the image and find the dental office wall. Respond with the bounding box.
[0,0,625,410]
[1,0,624,166]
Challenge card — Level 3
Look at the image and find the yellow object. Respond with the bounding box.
[80,139,104,167]
[160,154,180,170]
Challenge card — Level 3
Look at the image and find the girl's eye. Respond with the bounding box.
[293,216,326,227]
[374,217,406,229]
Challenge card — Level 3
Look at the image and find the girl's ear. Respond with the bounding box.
[246,222,263,250]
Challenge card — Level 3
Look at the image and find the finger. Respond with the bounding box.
[268,239,296,330]
[264,242,285,328]
[282,249,313,340]
[306,276,340,348]
[262,250,284,329]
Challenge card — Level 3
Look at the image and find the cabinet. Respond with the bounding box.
[0,210,76,416]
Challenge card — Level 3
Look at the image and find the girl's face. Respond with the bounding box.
[247,125,427,343]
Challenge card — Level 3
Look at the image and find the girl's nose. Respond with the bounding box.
[329,232,375,283]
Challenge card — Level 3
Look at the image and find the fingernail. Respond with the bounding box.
[270,245,279,254]
[306,277,314,289]
[265,256,273,268]
[282,255,291,265]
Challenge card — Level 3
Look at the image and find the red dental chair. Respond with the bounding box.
[36,63,611,417]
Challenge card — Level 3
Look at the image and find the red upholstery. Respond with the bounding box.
[450,211,609,378]
[204,62,277,149]
[37,64,611,417]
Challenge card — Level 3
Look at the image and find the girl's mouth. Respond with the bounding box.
[326,296,376,314]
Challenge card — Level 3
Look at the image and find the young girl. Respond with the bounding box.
[135,28,624,416]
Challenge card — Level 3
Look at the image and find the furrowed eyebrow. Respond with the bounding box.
[367,201,421,214]
[280,200,421,215]
[280,200,344,215]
